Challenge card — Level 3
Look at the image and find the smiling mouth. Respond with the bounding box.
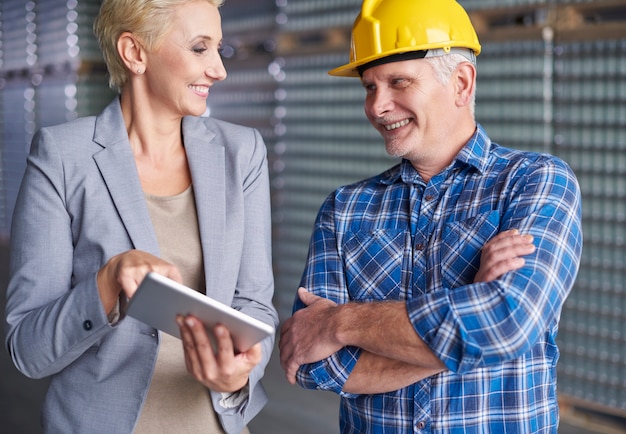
[384,119,410,131]
[189,85,209,94]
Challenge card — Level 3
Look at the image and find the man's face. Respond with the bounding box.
[360,58,457,167]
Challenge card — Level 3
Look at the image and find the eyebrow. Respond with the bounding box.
[188,34,222,45]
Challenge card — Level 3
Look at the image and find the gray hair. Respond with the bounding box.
[423,53,477,118]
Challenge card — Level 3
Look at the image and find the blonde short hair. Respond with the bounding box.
[93,0,224,93]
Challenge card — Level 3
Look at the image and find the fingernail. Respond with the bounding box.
[185,317,195,327]
[215,326,225,337]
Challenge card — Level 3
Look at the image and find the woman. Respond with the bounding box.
[4,0,278,432]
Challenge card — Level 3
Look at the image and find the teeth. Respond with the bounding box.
[384,119,409,131]
[189,85,209,93]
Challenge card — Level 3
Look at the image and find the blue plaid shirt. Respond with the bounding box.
[293,125,583,433]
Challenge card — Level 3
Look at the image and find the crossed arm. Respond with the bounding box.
[279,229,535,394]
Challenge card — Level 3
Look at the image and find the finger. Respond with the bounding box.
[278,334,290,369]
[177,315,200,374]
[297,287,314,306]
[299,288,330,308]
[482,234,535,263]
[244,343,263,365]
[117,269,148,297]
[115,253,182,297]
[280,341,301,385]
[278,334,295,374]
[484,231,529,251]
[279,317,293,341]
[481,257,526,282]
[494,237,536,258]
[285,361,298,384]
[164,267,184,284]
[182,316,218,378]
[212,324,235,365]
[496,228,519,238]
[486,229,519,245]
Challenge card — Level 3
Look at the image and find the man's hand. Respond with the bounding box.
[279,288,342,384]
[474,229,535,283]
[279,229,535,387]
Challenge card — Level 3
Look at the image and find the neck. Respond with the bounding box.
[119,90,183,158]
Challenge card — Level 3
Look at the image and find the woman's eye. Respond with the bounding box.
[192,46,207,54]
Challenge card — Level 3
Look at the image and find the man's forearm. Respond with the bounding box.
[342,350,445,394]
[334,300,445,369]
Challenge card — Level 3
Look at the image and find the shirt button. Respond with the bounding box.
[83,320,93,331]
[424,194,434,201]
[416,421,426,430]
[416,243,425,250]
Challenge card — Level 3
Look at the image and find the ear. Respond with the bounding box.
[454,62,476,108]
[117,32,146,74]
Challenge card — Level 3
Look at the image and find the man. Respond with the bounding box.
[279,0,583,432]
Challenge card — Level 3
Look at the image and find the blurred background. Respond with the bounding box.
[1,0,625,433]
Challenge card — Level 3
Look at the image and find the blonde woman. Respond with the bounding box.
[5,1,277,432]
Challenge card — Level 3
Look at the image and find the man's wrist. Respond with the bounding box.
[333,302,356,347]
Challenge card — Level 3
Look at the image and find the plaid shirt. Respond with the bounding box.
[294,125,583,433]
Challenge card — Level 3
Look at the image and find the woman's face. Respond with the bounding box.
[143,0,226,118]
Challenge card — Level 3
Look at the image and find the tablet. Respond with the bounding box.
[125,272,275,352]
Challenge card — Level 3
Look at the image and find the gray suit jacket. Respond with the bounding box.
[5,98,278,434]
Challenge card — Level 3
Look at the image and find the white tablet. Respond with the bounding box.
[125,272,275,352]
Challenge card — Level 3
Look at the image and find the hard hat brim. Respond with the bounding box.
[329,44,481,77]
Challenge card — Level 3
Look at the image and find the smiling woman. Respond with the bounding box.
[4,0,278,433]
[119,0,228,122]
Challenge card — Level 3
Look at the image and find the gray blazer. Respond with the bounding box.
[5,98,278,434]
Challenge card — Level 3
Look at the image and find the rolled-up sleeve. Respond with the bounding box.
[409,156,582,373]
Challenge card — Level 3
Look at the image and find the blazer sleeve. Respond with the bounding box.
[4,127,113,379]
[205,125,279,434]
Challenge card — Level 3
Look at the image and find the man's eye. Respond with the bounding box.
[363,84,376,93]
[392,78,406,86]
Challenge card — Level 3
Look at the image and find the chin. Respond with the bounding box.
[186,106,208,117]
[384,138,407,158]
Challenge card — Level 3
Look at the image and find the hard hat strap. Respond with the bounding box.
[357,50,428,76]
[357,47,476,76]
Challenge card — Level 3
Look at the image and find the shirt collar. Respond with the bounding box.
[379,124,491,186]
[454,123,491,175]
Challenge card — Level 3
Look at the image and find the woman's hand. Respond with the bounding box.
[97,250,183,314]
[474,229,536,283]
[178,315,262,393]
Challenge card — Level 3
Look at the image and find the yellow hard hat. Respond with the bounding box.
[329,0,481,77]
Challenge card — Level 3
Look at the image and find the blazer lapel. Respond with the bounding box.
[182,116,226,295]
[90,102,226,282]
[92,99,160,256]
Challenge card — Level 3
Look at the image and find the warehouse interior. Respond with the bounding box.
[1,0,625,433]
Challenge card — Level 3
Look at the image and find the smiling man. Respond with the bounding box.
[279,0,583,433]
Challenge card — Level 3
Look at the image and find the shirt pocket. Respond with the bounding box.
[438,210,500,289]
[342,229,411,301]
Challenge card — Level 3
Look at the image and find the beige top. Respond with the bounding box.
[134,185,227,434]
